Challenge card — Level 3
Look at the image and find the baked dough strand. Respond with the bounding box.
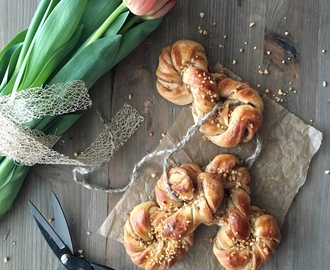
[156,39,264,148]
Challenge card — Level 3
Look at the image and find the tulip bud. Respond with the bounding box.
[124,0,176,19]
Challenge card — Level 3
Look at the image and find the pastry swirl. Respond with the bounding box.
[156,39,264,148]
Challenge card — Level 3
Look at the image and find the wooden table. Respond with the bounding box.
[0,0,329,269]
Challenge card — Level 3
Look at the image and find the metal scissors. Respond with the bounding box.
[28,191,115,270]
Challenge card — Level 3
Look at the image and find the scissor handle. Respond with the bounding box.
[91,262,115,270]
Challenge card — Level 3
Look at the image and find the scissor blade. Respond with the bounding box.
[51,192,74,254]
[28,201,73,262]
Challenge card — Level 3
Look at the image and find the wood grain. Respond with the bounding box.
[0,0,329,269]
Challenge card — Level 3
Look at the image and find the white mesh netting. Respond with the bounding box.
[0,80,92,124]
[77,103,144,165]
[0,81,143,167]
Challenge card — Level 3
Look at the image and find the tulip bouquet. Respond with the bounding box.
[0,0,176,218]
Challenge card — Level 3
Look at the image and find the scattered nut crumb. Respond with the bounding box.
[199,12,205,18]
[73,152,79,157]
[232,59,237,65]
[4,257,9,263]
[278,89,286,96]
[288,87,293,91]
[48,218,54,223]
[264,69,269,75]
[224,35,228,39]
[249,22,256,27]
[239,48,244,53]
[202,29,208,35]
[265,89,271,94]
[274,96,284,102]
[253,46,257,50]
[87,231,91,235]
[258,69,264,75]
[161,133,166,138]
[322,49,326,53]
[151,173,157,178]
[219,44,225,48]
[149,132,154,137]
[282,60,286,64]
[323,81,327,87]
[310,119,314,123]
[266,50,271,55]
[285,31,289,35]
[325,170,330,175]
[284,16,287,19]
[128,94,132,99]
[12,241,16,246]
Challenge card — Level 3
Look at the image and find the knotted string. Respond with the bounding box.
[77,101,262,197]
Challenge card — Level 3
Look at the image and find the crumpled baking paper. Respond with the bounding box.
[99,75,322,269]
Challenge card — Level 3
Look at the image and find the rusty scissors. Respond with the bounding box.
[28,192,115,270]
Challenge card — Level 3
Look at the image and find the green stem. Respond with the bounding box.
[85,2,127,46]
[119,15,142,34]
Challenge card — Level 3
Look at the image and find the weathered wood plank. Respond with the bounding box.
[0,0,329,270]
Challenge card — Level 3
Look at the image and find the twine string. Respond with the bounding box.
[73,102,262,195]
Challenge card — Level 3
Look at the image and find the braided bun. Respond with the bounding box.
[213,205,281,270]
[124,154,281,270]
[205,154,281,270]
[155,163,224,240]
[156,39,264,148]
[156,39,208,105]
[160,172,224,240]
[123,201,194,270]
[155,163,202,212]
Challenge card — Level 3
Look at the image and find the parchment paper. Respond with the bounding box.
[99,72,322,269]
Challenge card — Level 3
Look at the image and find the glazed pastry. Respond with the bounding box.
[123,201,194,270]
[205,154,281,270]
[206,154,252,241]
[155,163,202,212]
[213,205,281,270]
[202,77,264,148]
[124,154,280,270]
[160,172,224,240]
[204,153,251,189]
[156,39,264,148]
[155,163,224,240]
[156,39,208,105]
[124,160,224,270]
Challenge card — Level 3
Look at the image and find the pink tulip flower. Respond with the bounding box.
[124,0,177,19]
